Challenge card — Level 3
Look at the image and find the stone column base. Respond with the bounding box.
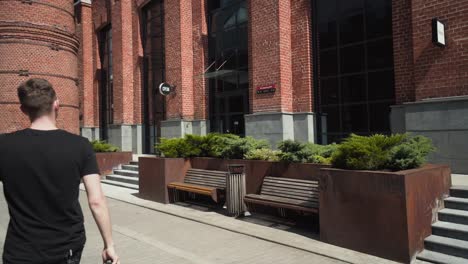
[80,127,100,141]
[161,119,210,138]
[245,112,316,148]
[391,97,468,174]
[107,124,143,154]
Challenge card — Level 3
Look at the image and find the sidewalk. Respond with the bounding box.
[80,183,397,264]
[0,183,361,264]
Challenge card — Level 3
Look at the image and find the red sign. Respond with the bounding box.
[256,84,276,94]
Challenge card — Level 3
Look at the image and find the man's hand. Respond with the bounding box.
[102,245,120,264]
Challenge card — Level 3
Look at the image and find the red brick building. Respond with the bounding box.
[1,0,467,171]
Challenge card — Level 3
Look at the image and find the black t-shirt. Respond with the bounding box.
[0,128,100,263]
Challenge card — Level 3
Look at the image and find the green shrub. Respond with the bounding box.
[156,138,192,158]
[302,143,339,163]
[155,133,269,159]
[244,148,282,162]
[331,134,407,170]
[277,140,306,163]
[91,140,119,153]
[387,135,435,171]
[278,140,338,164]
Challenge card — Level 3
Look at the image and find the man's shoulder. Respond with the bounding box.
[59,130,92,144]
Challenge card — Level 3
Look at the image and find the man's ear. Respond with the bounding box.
[53,99,60,110]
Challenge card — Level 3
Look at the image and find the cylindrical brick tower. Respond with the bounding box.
[0,0,80,134]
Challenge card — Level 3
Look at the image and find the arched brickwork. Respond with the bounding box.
[0,0,79,134]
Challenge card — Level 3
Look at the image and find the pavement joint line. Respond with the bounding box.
[88,185,397,264]
[112,224,216,264]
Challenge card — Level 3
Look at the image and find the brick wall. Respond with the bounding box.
[393,0,468,103]
[164,0,194,120]
[291,0,313,113]
[249,0,293,113]
[0,0,79,133]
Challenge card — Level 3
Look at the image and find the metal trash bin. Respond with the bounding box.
[226,164,248,217]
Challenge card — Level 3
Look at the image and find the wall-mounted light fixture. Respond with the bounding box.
[432,18,446,47]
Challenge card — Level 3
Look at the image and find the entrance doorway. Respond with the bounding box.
[142,0,165,153]
[98,25,113,141]
[208,0,249,135]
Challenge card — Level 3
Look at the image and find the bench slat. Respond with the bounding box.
[187,169,227,176]
[185,174,226,182]
[185,180,225,188]
[245,194,318,209]
[264,178,318,188]
[264,176,319,185]
[260,188,318,200]
[259,191,318,202]
[261,182,318,192]
[260,186,318,194]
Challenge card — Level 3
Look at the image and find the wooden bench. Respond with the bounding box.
[167,168,227,203]
[244,176,319,214]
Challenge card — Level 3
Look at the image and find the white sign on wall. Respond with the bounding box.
[432,18,446,47]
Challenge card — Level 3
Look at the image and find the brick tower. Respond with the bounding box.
[0,0,80,133]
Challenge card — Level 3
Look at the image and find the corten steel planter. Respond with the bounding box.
[95,152,133,176]
[319,164,451,263]
[139,157,190,204]
[191,157,328,194]
[138,157,329,204]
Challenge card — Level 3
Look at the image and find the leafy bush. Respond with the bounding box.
[155,133,269,159]
[277,140,306,163]
[278,140,338,164]
[387,135,435,171]
[244,148,282,162]
[331,134,407,170]
[91,140,119,153]
[156,138,192,158]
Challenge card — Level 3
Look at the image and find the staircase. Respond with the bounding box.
[417,186,468,264]
[101,160,139,190]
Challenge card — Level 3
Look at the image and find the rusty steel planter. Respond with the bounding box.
[95,152,132,176]
[319,164,451,263]
[139,157,190,204]
[138,157,329,203]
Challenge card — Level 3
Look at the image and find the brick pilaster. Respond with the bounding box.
[250,0,293,113]
[165,0,194,120]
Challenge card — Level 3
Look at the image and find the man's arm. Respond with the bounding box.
[82,174,120,264]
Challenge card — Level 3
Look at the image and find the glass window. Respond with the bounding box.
[209,0,249,136]
[315,0,395,141]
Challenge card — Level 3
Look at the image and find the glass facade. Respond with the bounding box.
[208,0,249,135]
[142,0,165,153]
[98,26,113,141]
[314,0,395,143]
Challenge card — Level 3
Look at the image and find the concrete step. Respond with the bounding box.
[113,169,139,178]
[101,179,139,190]
[451,186,468,199]
[445,197,468,211]
[129,161,139,165]
[439,208,468,225]
[432,221,468,241]
[424,235,468,259]
[417,250,468,264]
[105,174,139,185]
[121,164,139,172]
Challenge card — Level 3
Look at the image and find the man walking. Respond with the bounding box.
[0,79,120,264]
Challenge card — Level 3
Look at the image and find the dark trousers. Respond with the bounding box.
[64,248,83,264]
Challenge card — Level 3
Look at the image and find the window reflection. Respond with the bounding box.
[316,0,395,142]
